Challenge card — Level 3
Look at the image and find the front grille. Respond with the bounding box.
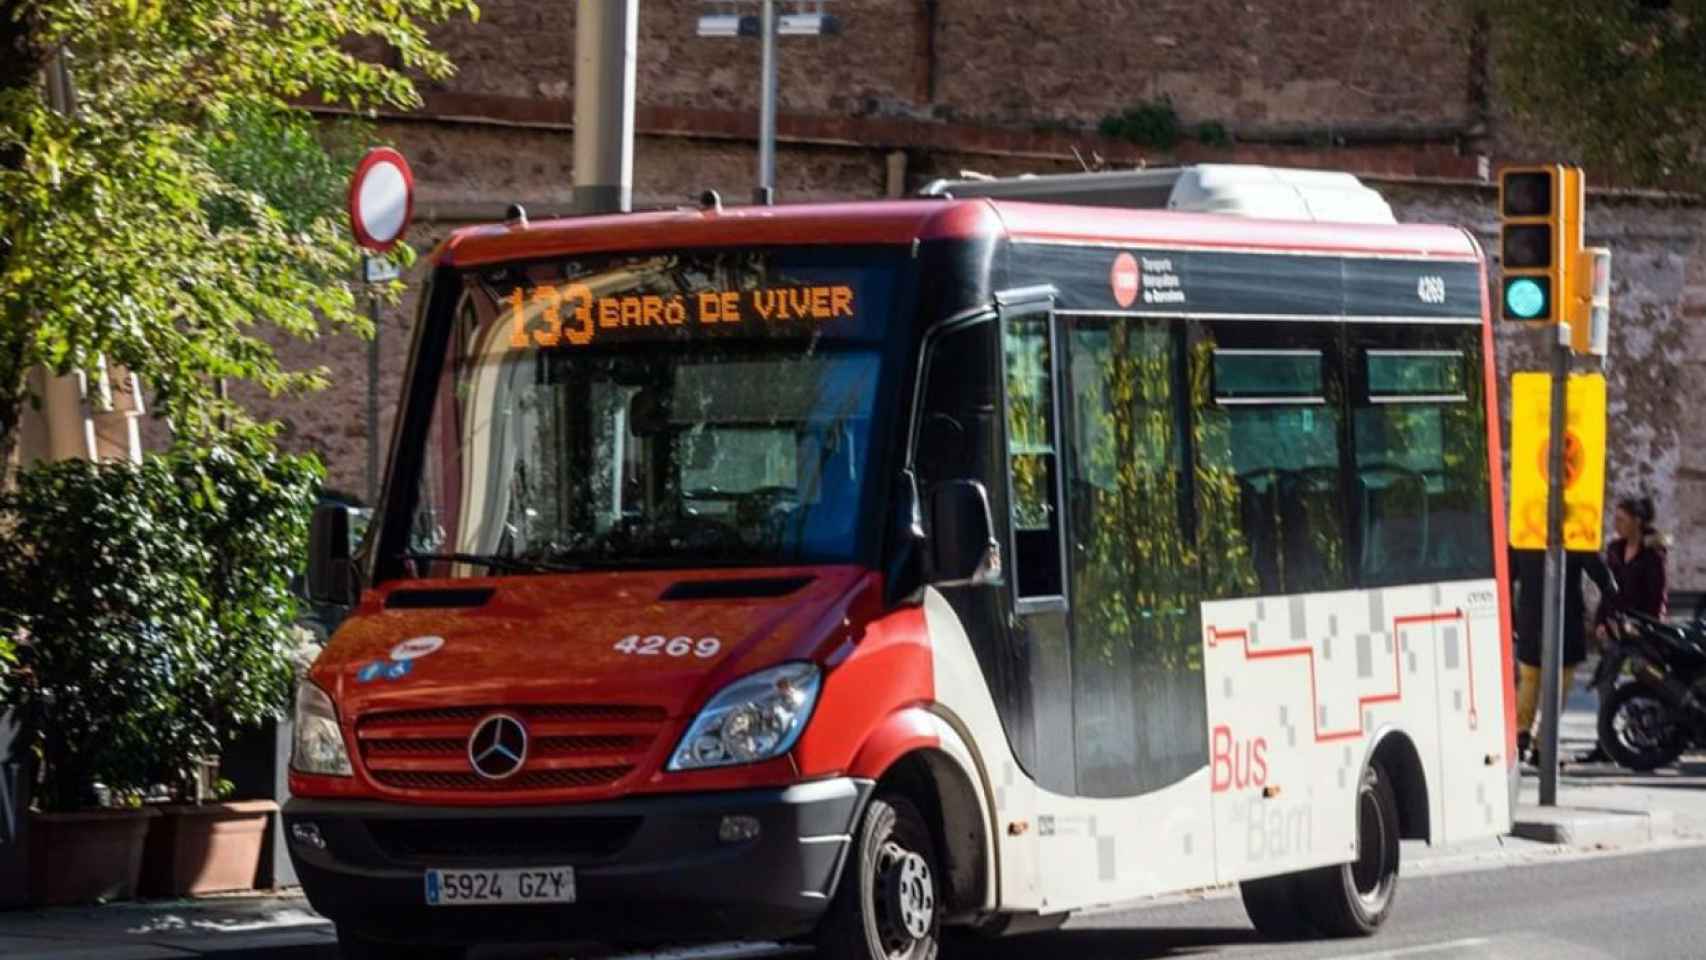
[367,816,641,863]
[369,767,635,792]
[369,704,667,725]
[356,703,666,796]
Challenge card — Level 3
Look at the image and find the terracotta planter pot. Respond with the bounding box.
[28,807,160,906]
[139,800,277,897]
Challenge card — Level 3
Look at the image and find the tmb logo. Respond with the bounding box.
[1210,725,1268,793]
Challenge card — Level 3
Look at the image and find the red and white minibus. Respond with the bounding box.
[288,168,1515,959]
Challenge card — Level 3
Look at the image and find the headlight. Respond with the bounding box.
[668,663,822,771]
[291,681,353,777]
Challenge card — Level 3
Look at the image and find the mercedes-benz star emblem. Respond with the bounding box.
[467,713,528,781]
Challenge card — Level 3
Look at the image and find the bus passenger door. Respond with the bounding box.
[1051,312,1217,903]
[995,298,1076,792]
[912,308,1053,911]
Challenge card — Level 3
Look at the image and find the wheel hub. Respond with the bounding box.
[877,842,934,947]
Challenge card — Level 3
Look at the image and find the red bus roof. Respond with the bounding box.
[435,198,1480,268]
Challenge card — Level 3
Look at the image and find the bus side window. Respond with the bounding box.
[1195,337,1351,598]
[1352,339,1493,584]
[1003,313,1066,603]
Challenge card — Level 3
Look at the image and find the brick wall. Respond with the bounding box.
[224,1,1706,587]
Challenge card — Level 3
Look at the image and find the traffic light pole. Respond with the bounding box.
[1537,323,1571,806]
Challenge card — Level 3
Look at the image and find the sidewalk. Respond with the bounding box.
[1506,665,1706,847]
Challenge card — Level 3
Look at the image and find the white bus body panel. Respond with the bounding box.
[1202,579,1507,884]
[923,578,1508,916]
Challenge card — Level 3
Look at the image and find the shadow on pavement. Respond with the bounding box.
[1558,758,1706,785]
[949,926,1268,959]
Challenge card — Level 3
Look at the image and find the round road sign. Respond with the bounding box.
[347,147,415,253]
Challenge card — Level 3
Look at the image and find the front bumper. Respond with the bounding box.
[284,778,871,947]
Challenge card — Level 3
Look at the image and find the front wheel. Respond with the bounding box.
[1599,683,1687,772]
[816,792,942,960]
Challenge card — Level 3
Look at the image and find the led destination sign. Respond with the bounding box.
[505,282,858,349]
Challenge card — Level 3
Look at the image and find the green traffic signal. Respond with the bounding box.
[1504,276,1549,320]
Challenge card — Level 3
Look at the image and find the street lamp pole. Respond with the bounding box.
[697,2,837,206]
[755,0,777,206]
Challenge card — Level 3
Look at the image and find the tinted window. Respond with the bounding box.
[1353,340,1493,584]
[1213,350,1324,399]
[1195,333,1349,597]
[1064,315,1207,796]
[1004,314,1065,601]
[1367,350,1466,397]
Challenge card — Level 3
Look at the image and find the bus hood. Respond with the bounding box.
[310,566,879,720]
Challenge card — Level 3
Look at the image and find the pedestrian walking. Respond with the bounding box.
[1509,547,1616,764]
[1581,495,1669,763]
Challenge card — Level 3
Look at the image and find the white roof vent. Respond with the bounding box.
[1165,164,1395,224]
[917,164,1398,225]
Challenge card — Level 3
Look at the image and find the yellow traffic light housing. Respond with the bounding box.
[1572,246,1611,355]
[1499,164,1583,326]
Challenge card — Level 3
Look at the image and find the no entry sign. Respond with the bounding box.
[347,147,415,253]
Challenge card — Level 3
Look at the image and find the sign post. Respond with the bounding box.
[1538,333,1571,806]
[1510,370,1606,804]
[1500,162,1608,805]
[346,148,415,505]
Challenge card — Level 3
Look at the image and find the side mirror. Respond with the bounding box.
[928,480,1001,587]
[307,504,357,606]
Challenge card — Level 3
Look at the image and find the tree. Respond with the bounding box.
[1478,0,1706,187]
[0,0,478,468]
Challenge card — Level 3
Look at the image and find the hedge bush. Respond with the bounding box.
[0,437,321,810]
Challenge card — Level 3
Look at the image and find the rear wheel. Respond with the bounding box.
[1599,683,1687,772]
[816,792,942,960]
[1299,763,1401,938]
[1239,872,1314,940]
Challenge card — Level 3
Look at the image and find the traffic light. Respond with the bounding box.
[1498,164,1582,325]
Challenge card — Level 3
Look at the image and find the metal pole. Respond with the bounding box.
[755,0,777,205]
[1537,323,1571,806]
[572,0,638,214]
[366,262,381,505]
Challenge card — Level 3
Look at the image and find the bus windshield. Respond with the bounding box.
[405,246,905,575]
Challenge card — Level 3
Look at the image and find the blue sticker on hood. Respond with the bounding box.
[356,660,386,684]
[384,659,413,680]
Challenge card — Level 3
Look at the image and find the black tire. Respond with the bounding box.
[816,792,942,960]
[336,926,465,960]
[1599,683,1687,772]
[1239,872,1314,940]
[1297,763,1401,938]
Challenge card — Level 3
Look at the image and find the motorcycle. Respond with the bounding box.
[1595,609,1706,771]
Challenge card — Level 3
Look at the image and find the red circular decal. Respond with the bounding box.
[1110,252,1139,308]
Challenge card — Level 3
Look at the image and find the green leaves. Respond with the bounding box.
[0,0,477,452]
[1477,0,1706,188]
[0,438,323,809]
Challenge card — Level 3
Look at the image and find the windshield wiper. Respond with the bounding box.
[399,551,582,574]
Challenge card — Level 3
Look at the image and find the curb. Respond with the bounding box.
[1510,805,1667,847]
